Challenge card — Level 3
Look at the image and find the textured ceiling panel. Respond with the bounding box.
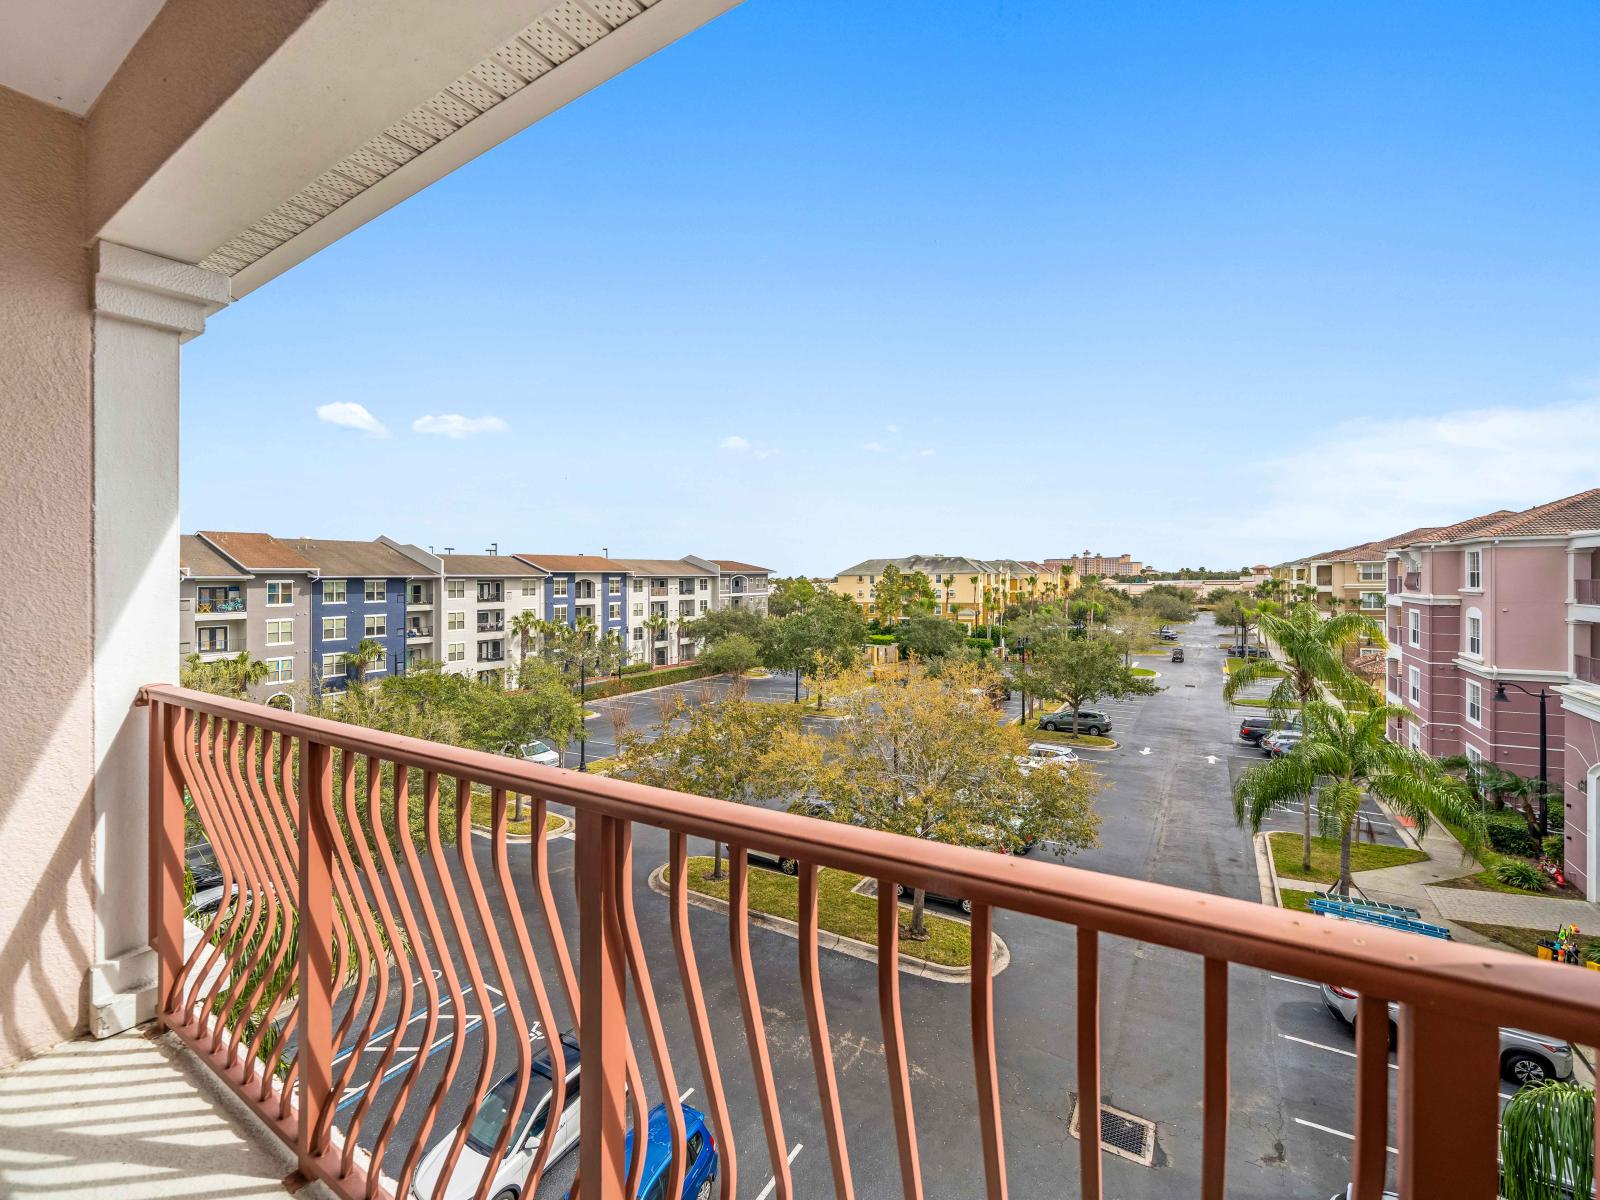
[197,0,643,276]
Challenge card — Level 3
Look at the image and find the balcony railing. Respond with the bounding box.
[1577,578,1599,605]
[477,618,505,633]
[137,683,1600,1200]
[405,626,432,640]
[196,597,246,614]
[1578,654,1599,685]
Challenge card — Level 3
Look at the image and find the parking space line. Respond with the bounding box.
[753,1143,803,1200]
[1294,1117,1396,1154]
[679,1087,695,1102]
[1271,975,1321,990]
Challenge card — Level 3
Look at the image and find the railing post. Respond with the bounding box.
[147,701,185,1018]
[576,808,628,1199]
[297,738,335,1170]
[1395,1005,1498,1195]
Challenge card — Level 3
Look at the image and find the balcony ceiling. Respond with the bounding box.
[0,0,164,114]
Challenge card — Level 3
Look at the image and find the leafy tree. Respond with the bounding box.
[896,613,965,661]
[872,562,905,626]
[182,651,270,698]
[902,570,938,615]
[1017,634,1156,735]
[1139,587,1195,624]
[757,660,1101,937]
[757,612,819,702]
[698,633,760,674]
[1234,702,1484,895]
[342,638,386,678]
[610,692,802,880]
[681,606,764,647]
[766,576,818,617]
[1223,602,1381,872]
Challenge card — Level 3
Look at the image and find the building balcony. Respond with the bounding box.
[1578,654,1600,685]
[111,683,1600,1200]
[1403,572,1421,592]
[195,598,247,616]
[406,626,432,640]
[649,585,669,597]
[1577,578,1599,605]
[477,619,505,634]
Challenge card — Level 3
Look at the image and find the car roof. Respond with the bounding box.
[623,1102,710,1183]
[530,1030,582,1081]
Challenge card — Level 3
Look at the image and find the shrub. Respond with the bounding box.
[619,662,653,675]
[1493,860,1547,892]
[966,637,993,650]
[1486,810,1540,859]
[1543,834,1565,861]
[584,663,717,699]
[866,633,897,645]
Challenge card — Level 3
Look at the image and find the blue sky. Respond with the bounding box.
[183,1,1600,575]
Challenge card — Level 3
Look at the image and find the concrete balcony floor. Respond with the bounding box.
[0,1029,335,1200]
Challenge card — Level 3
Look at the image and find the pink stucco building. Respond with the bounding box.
[1384,490,1600,896]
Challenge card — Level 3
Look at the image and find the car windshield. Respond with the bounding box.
[465,1073,552,1155]
[522,740,552,756]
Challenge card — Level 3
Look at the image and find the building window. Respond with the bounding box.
[1358,562,1384,582]
[447,579,465,599]
[633,627,644,641]
[1464,744,1483,768]
[1408,666,1421,705]
[265,657,293,684]
[1408,610,1421,646]
[576,605,595,623]
[1466,680,1482,724]
[322,616,346,641]
[608,603,620,621]
[553,579,568,597]
[478,581,503,603]
[266,618,293,647]
[699,578,709,591]
[197,626,228,652]
[1465,550,1482,590]
[523,579,538,596]
[1409,723,1421,751]
[699,600,708,613]
[477,640,504,663]
[266,580,294,607]
[1360,592,1384,610]
[365,614,386,638]
[321,653,348,679]
[447,642,465,662]
[447,610,465,631]
[1467,613,1482,656]
[360,579,381,603]
[632,602,643,617]
[323,579,347,605]
[408,581,429,605]
[609,577,621,595]
[553,604,567,625]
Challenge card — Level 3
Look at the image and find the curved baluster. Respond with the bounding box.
[799,862,854,1198]
[729,846,792,1200]
[170,711,243,1032]
[969,902,1006,1199]
[877,882,923,1200]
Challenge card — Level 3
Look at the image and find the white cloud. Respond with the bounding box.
[918,448,937,457]
[413,413,510,439]
[886,423,900,433]
[1213,399,1600,563]
[719,435,752,452]
[316,401,389,438]
[863,441,885,452]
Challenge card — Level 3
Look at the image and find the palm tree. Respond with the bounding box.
[509,610,541,666]
[1235,702,1484,895]
[226,651,270,697]
[1225,601,1381,874]
[342,638,385,679]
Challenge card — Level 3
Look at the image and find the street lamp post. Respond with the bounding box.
[1494,681,1550,839]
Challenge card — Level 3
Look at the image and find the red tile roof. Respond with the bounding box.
[711,559,770,574]
[197,531,316,571]
[1464,489,1600,538]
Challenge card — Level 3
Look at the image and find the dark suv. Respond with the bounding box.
[1039,709,1111,736]
[1238,715,1299,744]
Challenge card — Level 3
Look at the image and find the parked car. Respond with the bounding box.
[414,1030,583,1199]
[1170,648,1184,663]
[1017,743,1078,773]
[1159,627,1178,641]
[1237,716,1298,745]
[746,846,800,876]
[1320,984,1573,1086]
[897,882,973,915]
[1261,729,1303,757]
[1225,644,1272,659]
[1038,709,1111,736]
[609,1103,720,1200]
[519,739,560,767]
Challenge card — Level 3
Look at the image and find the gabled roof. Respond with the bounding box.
[282,538,430,578]
[197,531,316,571]
[442,554,543,576]
[836,554,1001,577]
[180,534,250,579]
[1450,489,1600,539]
[710,559,770,574]
[514,554,619,572]
[612,558,713,576]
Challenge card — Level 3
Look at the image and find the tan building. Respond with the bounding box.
[830,555,1070,628]
[1047,551,1143,578]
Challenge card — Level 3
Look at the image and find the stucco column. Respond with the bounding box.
[87,242,229,1037]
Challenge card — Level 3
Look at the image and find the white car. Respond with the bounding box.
[411,1031,581,1200]
[519,739,560,767]
[1017,743,1078,773]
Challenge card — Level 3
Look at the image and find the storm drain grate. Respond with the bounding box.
[1068,1098,1157,1167]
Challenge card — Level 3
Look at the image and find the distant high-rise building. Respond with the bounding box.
[1047,551,1143,578]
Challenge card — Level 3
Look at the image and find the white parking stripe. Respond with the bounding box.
[680,1087,695,1102]
[1294,1117,1397,1154]
[753,1144,804,1200]
[1271,975,1321,990]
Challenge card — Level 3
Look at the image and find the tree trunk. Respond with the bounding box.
[711,840,724,882]
[909,887,929,940]
[794,670,801,703]
[1301,785,1314,875]
[1337,827,1354,897]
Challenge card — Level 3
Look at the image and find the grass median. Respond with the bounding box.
[1268,832,1427,884]
[666,855,972,968]
[1017,718,1117,748]
[469,790,567,837]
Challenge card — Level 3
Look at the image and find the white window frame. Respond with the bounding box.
[608,603,620,621]
[553,579,568,597]
[522,579,538,596]
[1464,744,1483,768]
[1360,592,1384,610]
[1465,549,1482,591]
[265,657,293,684]
[446,579,465,599]
[699,600,708,613]
[447,642,466,663]
[365,614,387,638]
[1408,609,1421,646]
[447,610,465,631]
[364,579,384,603]
[1408,723,1421,751]
[321,653,347,678]
[608,577,621,595]
[1408,666,1421,705]
[1466,680,1483,725]
[265,618,293,647]
[266,580,294,607]
[631,602,643,617]
[1358,562,1385,582]
[553,604,568,625]
[323,579,347,605]
[322,616,346,642]
[699,578,709,591]
[1466,612,1482,657]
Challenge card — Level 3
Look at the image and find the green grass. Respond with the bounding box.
[1018,718,1117,748]
[1456,922,1550,957]
[470,790,566,837]
[1129,667,1157,678]
[1433,868,1546,896]
[1230,697,1280,709]
[1225,657,1282,676]
[669,855,972,967]
[1267,832,1428,884]
[1278,887,1321,913]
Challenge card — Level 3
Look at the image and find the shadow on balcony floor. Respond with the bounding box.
[0,1028,336,1199]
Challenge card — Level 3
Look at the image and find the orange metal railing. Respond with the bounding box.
[141,683,1600,1200]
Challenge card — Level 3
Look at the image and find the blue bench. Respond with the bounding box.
[1307,895,1452,940]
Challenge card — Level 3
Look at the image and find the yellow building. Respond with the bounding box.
[829,556,1073,628]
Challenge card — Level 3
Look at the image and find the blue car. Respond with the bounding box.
[568,1103,718,1200]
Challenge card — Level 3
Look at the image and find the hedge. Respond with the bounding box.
[582,662,719,700]
[866,633,897,645]
[1486,810,1540,859]
[619,662,653,675]
[966,637,994,650]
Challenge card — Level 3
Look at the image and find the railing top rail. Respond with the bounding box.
[140,681,1600,1040]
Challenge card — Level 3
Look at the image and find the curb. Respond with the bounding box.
[471,810,573,844]
[645,865,1010,984]
[1254,831,1281,907]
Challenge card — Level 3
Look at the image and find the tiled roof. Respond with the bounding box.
[197,531,316,571]
[283,538,430,578]
[711,559,770,574]
[180,534,250,578]
[836,555,1001,577]
[1459,489,1600,539]
[515,554,618,572]
[442,554,543,576]
[612,558,714,576]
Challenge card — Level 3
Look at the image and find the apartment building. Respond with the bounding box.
[711,559,772,612]
[831,555,1045,628]
[1048,550,1143,578]
[514,553,631,655]
[280,538,424,696]
[433,554,545,686]
[187,532,317,707]
[609,558,712,666]
[1379,490,1600,895]
[177,535,251,661]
